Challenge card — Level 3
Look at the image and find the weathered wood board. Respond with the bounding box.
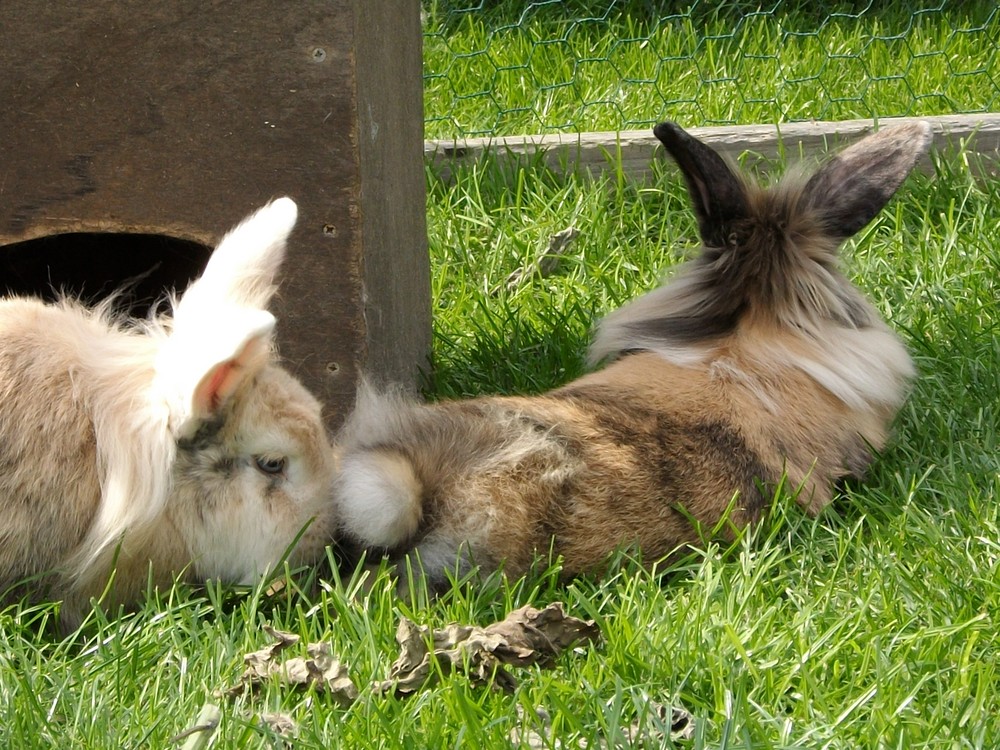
[427,114,1000,181]
[0,0,430,429]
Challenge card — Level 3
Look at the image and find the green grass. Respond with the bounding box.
[3,144,996,750]
[423,0,1000,137]
[3,4,1000,748]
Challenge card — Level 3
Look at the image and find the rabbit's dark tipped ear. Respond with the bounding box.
[654,121,750,247]
[802,122,933,240]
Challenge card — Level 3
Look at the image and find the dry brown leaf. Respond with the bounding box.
[223,627,358,705]
[484,601,600,667]
[260,711,298,741]
[248,626,300,664]
[376,602,600,695]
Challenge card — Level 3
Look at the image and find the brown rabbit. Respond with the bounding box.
[0,198,337,626]
[334,121,932,587]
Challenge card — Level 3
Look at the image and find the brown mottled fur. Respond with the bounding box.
[334,122,932,587]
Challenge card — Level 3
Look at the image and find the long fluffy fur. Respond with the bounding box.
[590,170,913,414]
[334,121,932,587]
[62,304,174,592]
[0,198,337,625]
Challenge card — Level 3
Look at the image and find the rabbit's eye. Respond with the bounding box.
[254,455,287,476]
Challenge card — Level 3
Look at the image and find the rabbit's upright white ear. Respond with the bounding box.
[176,197,298,318]
[159,306,277,440]
[189,308,276,418]
[157,198,298,438]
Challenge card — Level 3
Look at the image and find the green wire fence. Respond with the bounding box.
[422,1,1000,138]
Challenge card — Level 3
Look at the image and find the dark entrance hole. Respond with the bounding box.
[0,233,211,318]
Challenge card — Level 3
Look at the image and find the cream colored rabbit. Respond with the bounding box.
[335,121,932,587]
[0,197,337,625]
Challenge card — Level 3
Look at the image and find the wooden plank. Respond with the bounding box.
[0,0,430,429]
[354,0,431,393]
[426,114,1000,181]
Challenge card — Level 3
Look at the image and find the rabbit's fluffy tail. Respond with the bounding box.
[335,383,425,550]
[337,451,423,550]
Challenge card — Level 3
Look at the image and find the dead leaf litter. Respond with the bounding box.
[217,602,605,742]
[222,625,358,705]
[376,602,601,695]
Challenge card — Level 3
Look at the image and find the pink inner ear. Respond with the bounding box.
[202,359,240,412]
[192,333,269,417]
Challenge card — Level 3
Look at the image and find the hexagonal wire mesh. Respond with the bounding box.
[422,0,1000,138]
